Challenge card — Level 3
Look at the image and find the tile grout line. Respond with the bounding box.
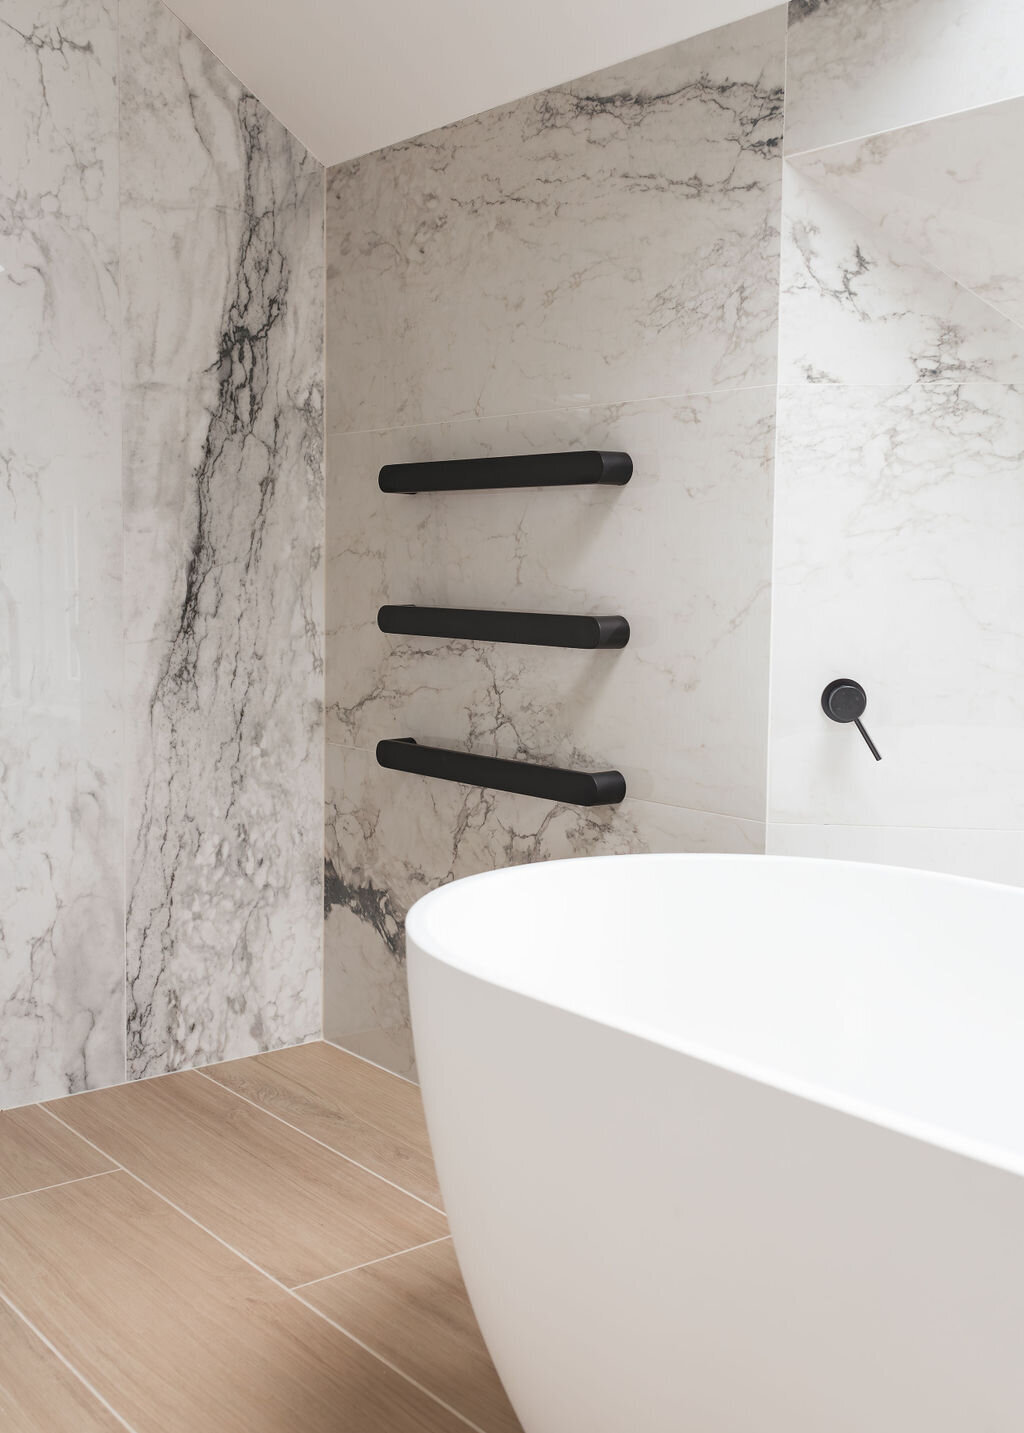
[291,1234,453,1290]
[39,1106,486,1433]
[192,1067,446,1215]
[320,1037,421,1086]
[0,1284,141,1433]
[0,1169,118,1205]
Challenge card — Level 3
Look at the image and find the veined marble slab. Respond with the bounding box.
[0,0,125,1106]
[326,6,785,432]
[326,389,774,820]
[786,0,1024,155]
[792,98,1024,333]
[769,381,1024,830]
[324,742,765,1077]
[121,0,325,1077]
[780,164,1024,386]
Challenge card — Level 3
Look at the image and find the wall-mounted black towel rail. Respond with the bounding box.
[379,450,632,493]
[376,738,626,806]
[377,605,630,649]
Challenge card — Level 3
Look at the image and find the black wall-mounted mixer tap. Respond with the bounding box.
[821,679,882,761]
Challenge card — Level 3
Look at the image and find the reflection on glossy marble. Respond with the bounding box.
[326,6,785,432]
[780,164,1024,386]
[769,381,1024,830]
[0,0,125,1106]
[325,744,764,1075]
[793,99,1024,332]
[327,390,775,818]
[122,0,325,1077]
[786,0,1024,155]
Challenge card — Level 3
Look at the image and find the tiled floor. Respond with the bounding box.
[0,1042,523,1433]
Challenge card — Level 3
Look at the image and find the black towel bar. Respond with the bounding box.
[378,450,632,493]
[376,739,627,807]
[377,605,630,649]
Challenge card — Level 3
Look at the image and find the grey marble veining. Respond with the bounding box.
[792,100,1024,335]
[0,0,125,1106]
[327,390,775,819]
[324,743,764,1076]
[780,164,1024,386]
[326,6,785,433]
[786,0,1024,155]
[121,0,325,1077]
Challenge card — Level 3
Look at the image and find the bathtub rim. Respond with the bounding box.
[406,852,1024,1182]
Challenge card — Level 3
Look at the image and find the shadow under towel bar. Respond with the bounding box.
[376,739,627,807]
[377,605,630,649]
[378,450,633,493]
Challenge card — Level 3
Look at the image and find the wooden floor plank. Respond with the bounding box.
[304,1238,524,1433]
[0,1298,126,1432]
[0,1106,114,1200]
[0,1173,469,1433]
[45,1071,446,1287]
[204,1041,444,1207]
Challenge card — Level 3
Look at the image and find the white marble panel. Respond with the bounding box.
[793,100,1024,331]
[325,742,765,1077]
[325,7,785,432]
[121,0,325,1077]
[767,823,1024,888]
[769,382,1024,831]
[326,389,774,819]
[780,164,1024,386]
[0,0,124,1106]
[785,0,1024,155]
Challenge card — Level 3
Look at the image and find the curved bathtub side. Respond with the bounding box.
[410,942,1024,1433]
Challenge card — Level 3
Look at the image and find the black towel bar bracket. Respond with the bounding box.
[379,450,632,493]
[377,605,630,649]
[376,739,627,807]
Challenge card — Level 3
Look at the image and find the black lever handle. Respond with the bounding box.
[821,679,882,761]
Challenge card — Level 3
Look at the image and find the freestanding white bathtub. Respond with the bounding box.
[406,854,1024,1433]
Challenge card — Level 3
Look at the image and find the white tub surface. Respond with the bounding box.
[407,855,1024,1433]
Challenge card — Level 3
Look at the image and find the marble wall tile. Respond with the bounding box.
[325,7,785,433]
[768,381,1024,831]
[793,100,1024,332]
[780,164,1024,386]
[785,0,1024,155]
[767,822,1024,887]
[0,0,125,1106]
[121,0,325,1077]
[325,742,765,1076]
[327,390,775,818]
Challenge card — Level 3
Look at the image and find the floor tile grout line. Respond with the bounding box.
[291,1234,453,1290]
[40,1107,486,1433]
[192,1066,446,1215]
[0,1169,118,1205]
[320,1037,420,1086]
[0,1284,141,1433]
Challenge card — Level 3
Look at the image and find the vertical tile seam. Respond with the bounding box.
[39,1105,489,1433]
[116,0,129,1093]
[763,0,791,838]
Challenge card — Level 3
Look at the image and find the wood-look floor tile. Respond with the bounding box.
[304,1238,524,1433]
[204,1040,443,1207]
[0,1299,126,1432]
[45,1071,446,1286]
[0,1173,469,1433]
[0,1106,114,1200]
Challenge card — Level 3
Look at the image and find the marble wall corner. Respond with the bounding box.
[324,743,764,1076]
[785,0,1024,155]
[121,0,325,1077]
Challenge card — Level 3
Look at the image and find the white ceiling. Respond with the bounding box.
[165,0,781,167]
